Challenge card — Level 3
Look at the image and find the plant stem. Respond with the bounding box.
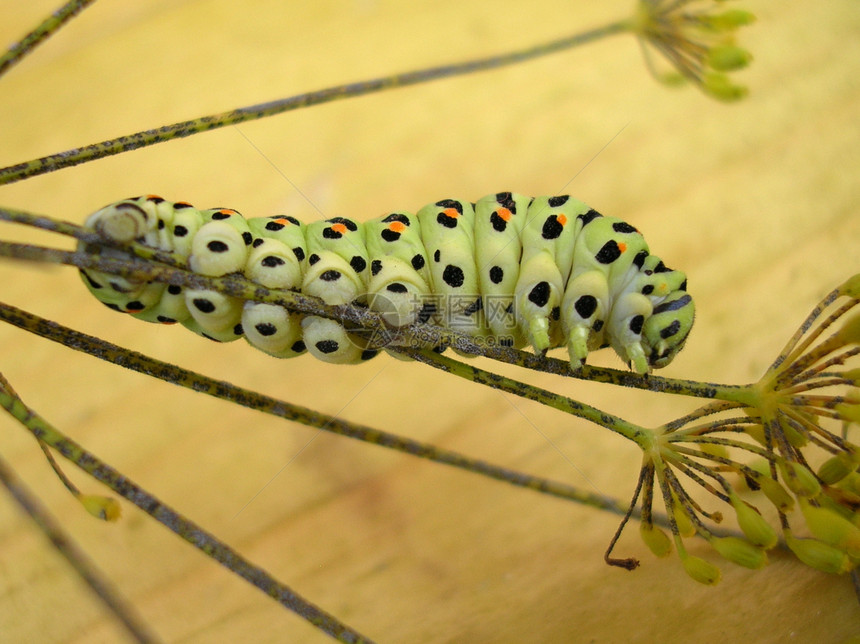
[0,20,630,185]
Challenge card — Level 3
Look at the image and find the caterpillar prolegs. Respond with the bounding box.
[79,193,694,373]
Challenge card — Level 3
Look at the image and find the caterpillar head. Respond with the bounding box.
[85,199,153,244]
[642,290,695,368]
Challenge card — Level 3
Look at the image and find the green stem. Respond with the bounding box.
[0,300,631,515]
[0,437,158,643]
[0,20,630,185]
[401,348,651,446]
[0,376,374,644]
[0,0,97,79]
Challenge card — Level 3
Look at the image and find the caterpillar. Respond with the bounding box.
[79,192,694,373]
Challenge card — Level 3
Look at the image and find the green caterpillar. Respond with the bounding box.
[79,192,694,373]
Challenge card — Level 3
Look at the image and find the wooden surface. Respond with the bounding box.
[0,1,858,642]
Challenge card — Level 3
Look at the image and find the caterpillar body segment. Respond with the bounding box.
[416,198,489,343]
[80,192,695,373]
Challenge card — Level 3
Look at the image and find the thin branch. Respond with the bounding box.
[0,20,630,185]
[0,300,632,515]
[0,0,97,79]
[0,446,159,643]
[0,375,375,644]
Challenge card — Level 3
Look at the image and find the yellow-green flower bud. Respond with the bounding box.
[839,274,860,298]
[780,461,822,497]
[707,45,753,72]
[747,458,771,478]
[682,554,722,585]
[841,472,860,497]
[835,402,860,425]
[710,536,768,569]
[705,10,757,31]
[800,500,860,558]
[702,72,748,102]
[749,470,795,513]
[640,523,673,558]
[838,313,860,345]
[842,368,860,384]
[730,496,778,548]
[785,534,852,574]
[673,502,697,538]
[656,71,687,88]
[818,454,856,485]
[79,494,122,521]
[780,419,808,448]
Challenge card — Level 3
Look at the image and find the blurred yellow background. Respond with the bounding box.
[0,1,858,641]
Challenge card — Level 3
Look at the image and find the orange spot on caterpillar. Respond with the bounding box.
[497,207,512,222]
[145,194,162,200]
[389,221,406,233]
[217,209,237,217]
[331,223,348,234]
[442,208,460,219]
[272,217,290,225]
[175,201,193,208]
[557,214,567,226]
[618,242,627,253]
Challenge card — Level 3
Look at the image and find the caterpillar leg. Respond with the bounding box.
[561,269,610,370]
[514,250,564,354]
[607,291,654,374]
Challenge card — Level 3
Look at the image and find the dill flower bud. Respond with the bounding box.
[835,401,860,424]
[780,461,822,497]
[729,495,778,548]
[681,552,722,585]
[799,499,860,558]
[706,45,753,71]
[702,9,757,31]
[837,312,860,345]
[747,469,795,512]
[709,536,768,569]
[702,72,748,102]
[780,418,808,448]
[839,472,860,497]
[839,273,860,298]
[79,494,122,521]
[673,501,697,538]
[640,522,673,557]
[785,533,852,574]
[817,453,856,485]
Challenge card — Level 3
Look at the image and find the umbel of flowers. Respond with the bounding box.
[632,0,756,101]
[609,275,860,583]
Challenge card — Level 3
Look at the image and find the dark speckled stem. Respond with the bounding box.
[0,373,375,644]
[402,348,651,446]
[0,0,97,79]
[0,300,633,514]
[0,20,629,185]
